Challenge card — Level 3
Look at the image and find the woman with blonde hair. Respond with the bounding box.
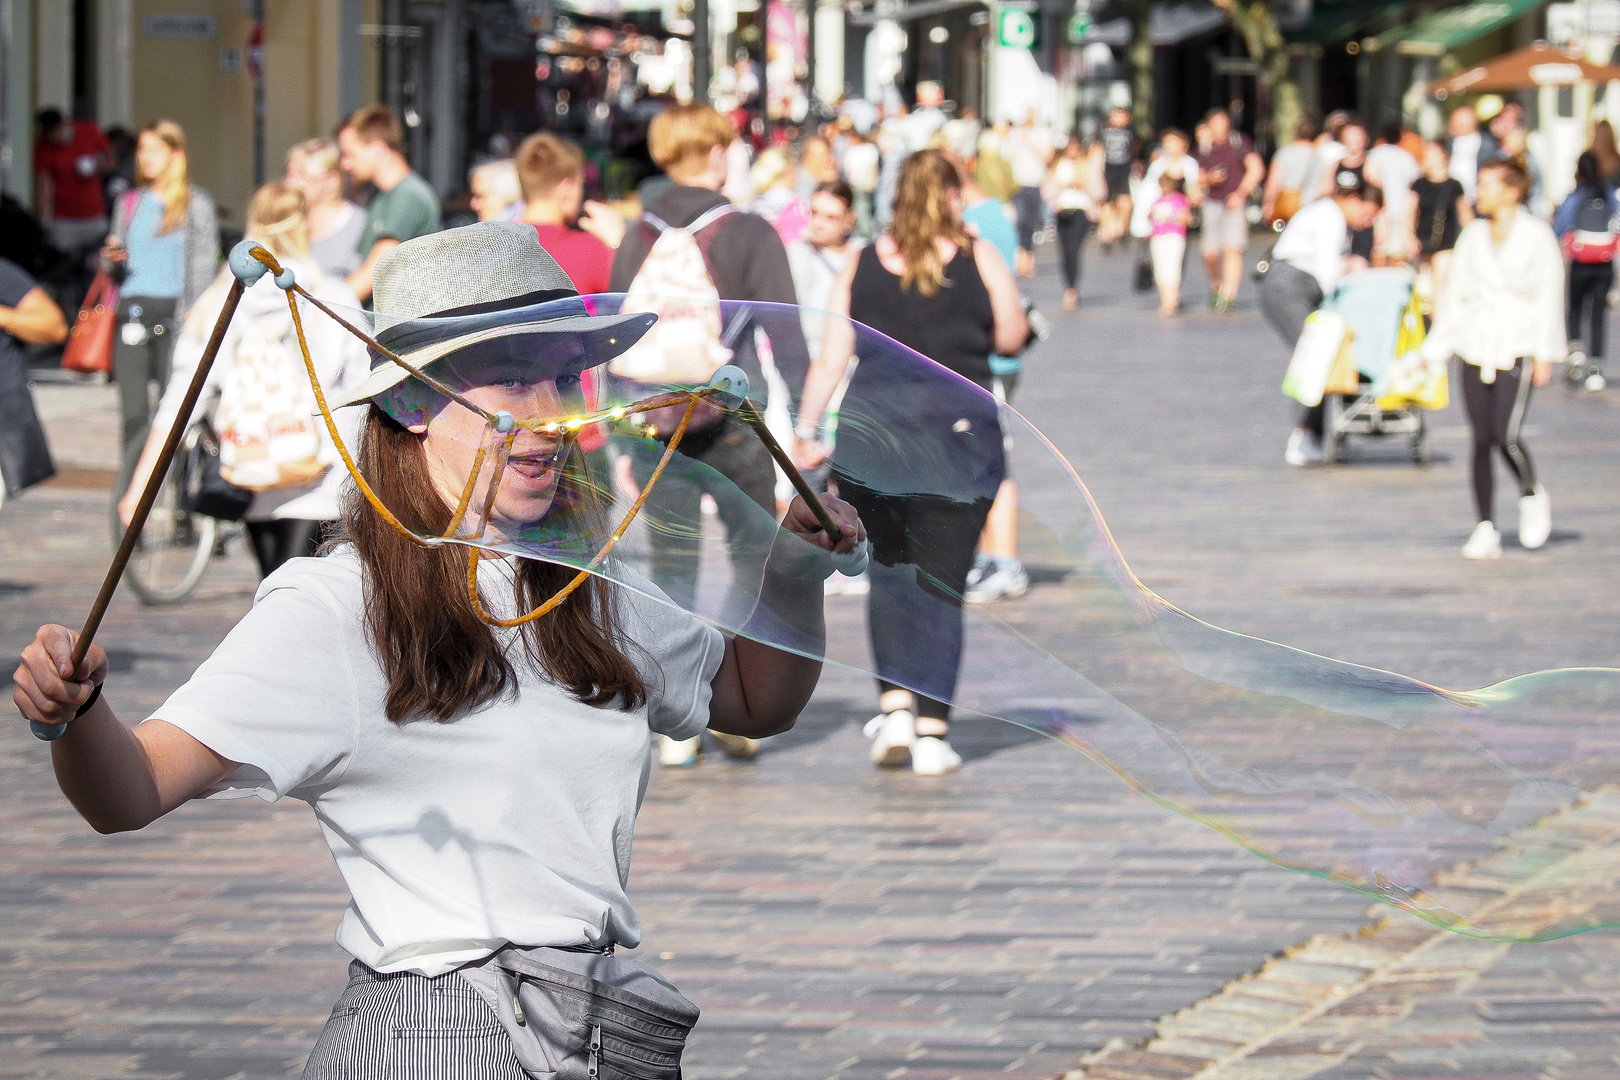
[118,180,371,575]
[792,149,1029,775]
[286,136,365,278]
[103,120,219,480]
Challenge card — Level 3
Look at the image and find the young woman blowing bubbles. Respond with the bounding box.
[14,222,863,1075]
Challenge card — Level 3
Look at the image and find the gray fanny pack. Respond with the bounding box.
[460,946,699,1080]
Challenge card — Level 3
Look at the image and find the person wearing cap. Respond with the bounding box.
[13,221,864,1073]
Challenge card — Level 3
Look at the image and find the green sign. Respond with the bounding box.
[1066,11,1091,43]
[998,8,1036,48]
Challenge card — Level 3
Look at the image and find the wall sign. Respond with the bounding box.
[142,15,219,39]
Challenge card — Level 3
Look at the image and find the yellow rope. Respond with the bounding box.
[466,394,703,627]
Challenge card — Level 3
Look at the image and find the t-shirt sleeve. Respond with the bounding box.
[148,569,360,802]
[0,258,38,309]
[614,574,726,741]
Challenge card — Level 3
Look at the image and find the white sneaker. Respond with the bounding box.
[824,570,871,596]
[710,731,760,759]
[1586,369,1607,391]
[910,735,962,776]
[965,560,1030,604]
[1462,520,1502,560]
[865,709,915,767]
[658,735,699,767]
[1518,487,1551,551]
[1284,428,1323,467]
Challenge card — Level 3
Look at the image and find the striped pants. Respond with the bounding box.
[303,961,527,1079]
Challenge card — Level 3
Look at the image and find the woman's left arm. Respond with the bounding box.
[974,238,1030,356]
[706,495,865,737]
[1532,228,1567,385]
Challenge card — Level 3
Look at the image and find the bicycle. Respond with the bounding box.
[110,422,223,604]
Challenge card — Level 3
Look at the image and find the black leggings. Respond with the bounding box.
[1567,260,1613,359]
[1460,360,1537,523]
[246,518,326,576]
[836,479,995,722]
[1056,210,1091,291]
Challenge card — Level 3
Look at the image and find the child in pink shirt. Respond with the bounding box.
[1148,173,1192,316]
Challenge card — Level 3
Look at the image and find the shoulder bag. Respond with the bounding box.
[60,271,118,375]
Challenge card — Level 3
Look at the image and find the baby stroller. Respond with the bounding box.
[1318,267,1438,465]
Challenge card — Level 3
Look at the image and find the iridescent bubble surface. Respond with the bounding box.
[312,293,1620,941]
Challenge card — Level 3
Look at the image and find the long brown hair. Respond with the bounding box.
[344,406,647,723]
[890,149,971,297]
[139,119,191,234]
[1591,120,1620,183]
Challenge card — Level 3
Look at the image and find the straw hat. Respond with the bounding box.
[328,221,652,408]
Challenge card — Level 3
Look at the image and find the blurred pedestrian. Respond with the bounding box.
[1262,117,1319,229]
[1552,151,1616,391]
[516,132,620,295]
[33,109,111,261]
[749,148,809,245]
[102,119,218,481]
[1002,110,1055,278]
[1262,181,1381,466]
[609,103,813,768]
[1097,108,1137,249]
[338,105,442,302]
[1194,108,1263,311]
[1043,135,1101,311]
[468,158,523,223]
[1148,173,1192,316]
[1367,121,1420,264]
[1447,106,1482,201]
[1588,120,1620,188]
[791,149,1029,775]
[1422,160,1562,560]
[788,180,863,353]
[286,137,366,280]
[841,128,881,239]
[1410,140,1471,310]
[0,257,68,510]
[119,182,370,575]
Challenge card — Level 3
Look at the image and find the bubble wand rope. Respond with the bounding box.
[31,276,250,740]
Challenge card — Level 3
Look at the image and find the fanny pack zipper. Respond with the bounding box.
[512,973,688,1050]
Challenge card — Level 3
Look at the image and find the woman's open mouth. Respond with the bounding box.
[507,454,559,481]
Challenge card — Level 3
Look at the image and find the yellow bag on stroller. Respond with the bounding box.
[1376,290,1448,411]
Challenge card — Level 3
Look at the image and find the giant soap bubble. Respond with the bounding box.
[286,288,1620,942]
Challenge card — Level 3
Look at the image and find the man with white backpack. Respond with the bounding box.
[608,104,812,768]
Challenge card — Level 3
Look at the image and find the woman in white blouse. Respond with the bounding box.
[1421,159,1563,560]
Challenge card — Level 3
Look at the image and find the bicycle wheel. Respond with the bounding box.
[116,429,219,605]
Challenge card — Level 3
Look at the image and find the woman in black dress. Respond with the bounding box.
[1409,140,1471,312]
[791,150,1028,776]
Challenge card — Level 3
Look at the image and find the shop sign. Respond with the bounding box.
[141,15,218,39]
[998,8,1036,48]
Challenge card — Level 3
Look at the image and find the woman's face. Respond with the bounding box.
[413,348,584,529]
[137,133,176,185]
[1423,144,1448,179]
[1475,169,1520,218]
[288,153,342,208]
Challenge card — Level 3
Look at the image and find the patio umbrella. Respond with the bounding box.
[1431,42,1620,98]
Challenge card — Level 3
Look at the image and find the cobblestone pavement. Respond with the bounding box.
[2,242,1619,1079]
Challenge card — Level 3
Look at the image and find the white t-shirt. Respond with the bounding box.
[1366,144,1420,224]
[1004,125,1054,188]
[151,548,726,977]
[1271,197,1349,294]
[1449,132,1481,199]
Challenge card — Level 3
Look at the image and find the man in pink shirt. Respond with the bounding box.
[515,132,622,294]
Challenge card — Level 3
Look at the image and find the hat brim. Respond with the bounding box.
[326,307,657,410]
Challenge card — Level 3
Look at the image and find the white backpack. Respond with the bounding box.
[610,205,738,385]
[214,319,326,491]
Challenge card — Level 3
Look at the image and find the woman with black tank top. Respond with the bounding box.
[791,150,1029,776]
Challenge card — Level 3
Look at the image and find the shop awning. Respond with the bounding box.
[1429,40,1620,95]
[1287,0,1412,46]
[1366,0,1549,57]
[849,0,985,27]
[1076,3,1230,47]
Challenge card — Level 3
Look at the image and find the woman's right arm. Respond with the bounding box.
[14,625,237,833]
[790,255,861,470]
[974,238,1030,356]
